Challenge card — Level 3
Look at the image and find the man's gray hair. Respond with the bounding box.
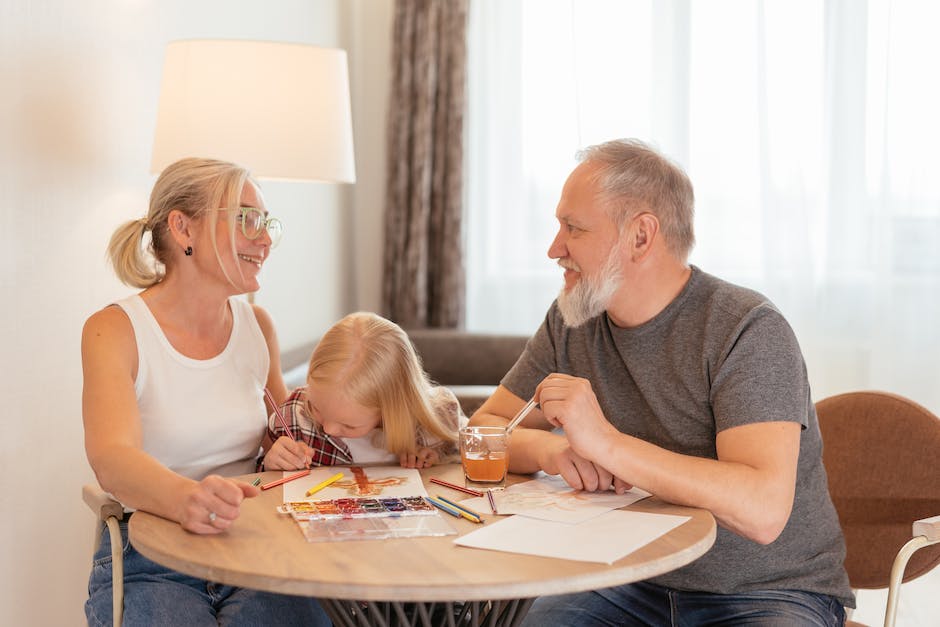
[576,138,695,261]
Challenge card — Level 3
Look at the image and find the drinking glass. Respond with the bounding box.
[459,425,510,489]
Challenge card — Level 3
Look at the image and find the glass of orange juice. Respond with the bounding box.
[459,426,510,489]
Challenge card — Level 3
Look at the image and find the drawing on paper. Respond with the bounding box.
[332,466,410,496]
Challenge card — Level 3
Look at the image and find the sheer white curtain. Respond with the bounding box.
[466,0,940,407]
[465,1,940,620]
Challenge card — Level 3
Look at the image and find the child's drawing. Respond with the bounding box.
[332,466,409,496]
[282,466,428,502]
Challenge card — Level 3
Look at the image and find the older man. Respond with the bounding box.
[472,139,853,625]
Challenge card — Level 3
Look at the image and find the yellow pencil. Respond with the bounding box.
[305,471,344,497]
[436,495,485,521]
[431,495,483,524]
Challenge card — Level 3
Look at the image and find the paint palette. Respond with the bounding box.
[279,496,437,521]
[280,496,458,543]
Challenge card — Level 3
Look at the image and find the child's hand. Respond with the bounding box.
[400,447,440,469]
[264,436,313,470]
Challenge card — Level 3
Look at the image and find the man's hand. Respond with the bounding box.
[536,373,620,460]
[535,434,618,492]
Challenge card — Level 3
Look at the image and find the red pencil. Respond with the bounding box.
[260,469,311,491]
[264,387,296,441]
[429,477,484,497]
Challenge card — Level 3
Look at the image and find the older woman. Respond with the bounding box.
[82,158,329,626]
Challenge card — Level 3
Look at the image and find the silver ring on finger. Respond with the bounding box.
[208,511,217,523]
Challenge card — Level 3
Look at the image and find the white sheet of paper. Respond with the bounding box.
[282,466,428,502]
[454,509,690,564]
[460,475,651,524]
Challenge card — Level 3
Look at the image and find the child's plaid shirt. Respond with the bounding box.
[263,385,465,467]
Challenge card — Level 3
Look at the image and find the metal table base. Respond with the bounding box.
[321,598,536,627]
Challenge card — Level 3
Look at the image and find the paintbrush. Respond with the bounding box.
[506,398,537,432]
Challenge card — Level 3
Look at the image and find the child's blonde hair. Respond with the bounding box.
[307,312,456,456]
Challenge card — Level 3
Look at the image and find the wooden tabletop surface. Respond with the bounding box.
[129,464,716,602]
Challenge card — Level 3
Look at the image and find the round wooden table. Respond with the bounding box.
[130,464,715,626]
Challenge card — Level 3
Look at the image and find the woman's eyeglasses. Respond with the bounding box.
[219,206,283,247]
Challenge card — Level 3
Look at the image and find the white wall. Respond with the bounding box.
[0,1,391,624]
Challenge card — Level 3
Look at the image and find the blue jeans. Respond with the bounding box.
[85,518,331,626]
[521,581,845,626]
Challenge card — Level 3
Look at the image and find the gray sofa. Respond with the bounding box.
[406,329,530,416]
[281,329,530,417]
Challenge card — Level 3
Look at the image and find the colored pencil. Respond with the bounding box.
[429,476,483,497]
[260,469,311,491]
[251,476,263,487]
[487,489,498,514]
[264,387,296,441]
[427,496,483,524]
[436,495,485,522]
[305,471,344,497]
[426,496,461,517]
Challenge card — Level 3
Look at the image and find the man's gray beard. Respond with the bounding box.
[557,246,623,328]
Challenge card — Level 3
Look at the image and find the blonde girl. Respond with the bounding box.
[263,312,465,469]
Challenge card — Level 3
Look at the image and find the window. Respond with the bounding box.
[466,0,940,407]
[465,4,940,620]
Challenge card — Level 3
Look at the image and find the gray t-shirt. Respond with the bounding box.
[502,266,854,606]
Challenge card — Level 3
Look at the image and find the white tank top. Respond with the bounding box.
[115,294,268,480]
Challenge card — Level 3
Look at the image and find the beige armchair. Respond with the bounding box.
[815,390,940,627]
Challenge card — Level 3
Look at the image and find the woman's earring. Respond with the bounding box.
[184,246,193,256]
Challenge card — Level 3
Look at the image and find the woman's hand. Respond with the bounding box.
[263,436,313,470]
[400,447,440,468]
[179,474,260,534]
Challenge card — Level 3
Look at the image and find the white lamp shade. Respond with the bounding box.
[151,39,356,183]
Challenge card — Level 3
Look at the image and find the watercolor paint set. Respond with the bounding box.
[279,498,456,543]
[278,496,437,522]
[270,466,461,542]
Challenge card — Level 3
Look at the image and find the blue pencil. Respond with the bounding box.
[436,495,485,521]
[426,496,482,523]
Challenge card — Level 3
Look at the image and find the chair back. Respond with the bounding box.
[815,391,940,589]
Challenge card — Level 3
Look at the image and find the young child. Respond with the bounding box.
[262,312,466,470]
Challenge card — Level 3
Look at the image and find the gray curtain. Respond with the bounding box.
[382,0,468,329]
